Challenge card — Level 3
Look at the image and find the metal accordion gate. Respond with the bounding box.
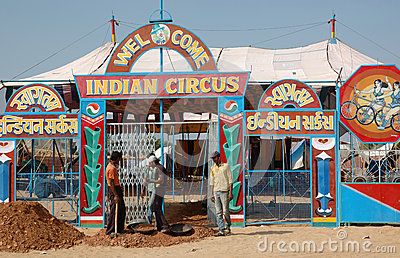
[107,121,218,225]
[107,123,156,224]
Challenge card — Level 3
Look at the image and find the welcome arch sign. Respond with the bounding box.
[75,23,249,227]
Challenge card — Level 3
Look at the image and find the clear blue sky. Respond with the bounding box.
[0,0,399,80]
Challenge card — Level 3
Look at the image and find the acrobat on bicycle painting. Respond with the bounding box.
[340,65,400,143]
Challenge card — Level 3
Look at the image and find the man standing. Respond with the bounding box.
[210,151,233,236]
[106,151,126,235]
[146,155,170,233]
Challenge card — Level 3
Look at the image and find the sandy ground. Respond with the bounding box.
[0,225,398,258]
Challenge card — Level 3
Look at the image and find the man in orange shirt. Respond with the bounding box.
[106,151,126,235]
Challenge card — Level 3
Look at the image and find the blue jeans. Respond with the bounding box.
[147,190,156,223]
[214,191,231,231]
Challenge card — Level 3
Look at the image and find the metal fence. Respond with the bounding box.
[15,139,79,224]
[245,137,311,224]
[340,135,400,183]
[246,171,311,223]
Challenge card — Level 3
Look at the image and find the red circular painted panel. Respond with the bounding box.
[340,65,400,143]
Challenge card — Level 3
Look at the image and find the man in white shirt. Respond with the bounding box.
[210,151,233,236]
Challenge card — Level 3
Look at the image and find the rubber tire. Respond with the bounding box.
[356,105,375,125]
[391,114,400,132]
[341,101,358,120]
[375,109,390,128]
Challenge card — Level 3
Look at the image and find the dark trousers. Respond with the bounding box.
[151,194,169,231]
[106,186,126,235]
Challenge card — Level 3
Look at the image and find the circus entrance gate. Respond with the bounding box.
[0,84,79,223]
[244,79,338,226]
[75,22,249,227]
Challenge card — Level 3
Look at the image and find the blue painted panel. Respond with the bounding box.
[341,185,399,223]
[0,160,10,202]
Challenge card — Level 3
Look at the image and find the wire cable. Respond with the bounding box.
[337,20,400,61]
[119,21,143,29]
[118,20,143,26]
[251,22,327,46]
[89,25,110,74]
[11,22,108,80]
[191,21,326,32]
[119,20,326,32]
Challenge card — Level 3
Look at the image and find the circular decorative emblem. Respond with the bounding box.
[86,103,100,116]
[150,24,170,45]
[224,100,238,113]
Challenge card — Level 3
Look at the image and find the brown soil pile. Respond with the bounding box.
[85,201,215,248]
[0,202,84,252]
[164,201,209,226]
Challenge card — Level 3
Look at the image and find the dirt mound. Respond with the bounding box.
[85,226,214,248]
[0,202,84,252]
[85,201,214,248]
[165,201,208,226]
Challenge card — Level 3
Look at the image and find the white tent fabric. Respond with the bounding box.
[1,38,379,87]
[1,42,116,87]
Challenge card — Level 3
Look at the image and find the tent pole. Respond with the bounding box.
[110,14,117,43]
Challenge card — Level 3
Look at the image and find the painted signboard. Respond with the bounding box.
[5,84,66,113]
[2,84,78,139]
[106,23,217,73]
[0,114,78,138]
[75,72,249,99]
[340,65,400,143]
[246,111,335,135]
[259,79,322,109]
[1,83,78,209]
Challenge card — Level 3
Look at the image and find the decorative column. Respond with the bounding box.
[311,137,337,227]
[79,100,106,227]
[0,141,15,203]
[218,97,244,227]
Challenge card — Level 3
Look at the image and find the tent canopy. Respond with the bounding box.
[1,38,379,88]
